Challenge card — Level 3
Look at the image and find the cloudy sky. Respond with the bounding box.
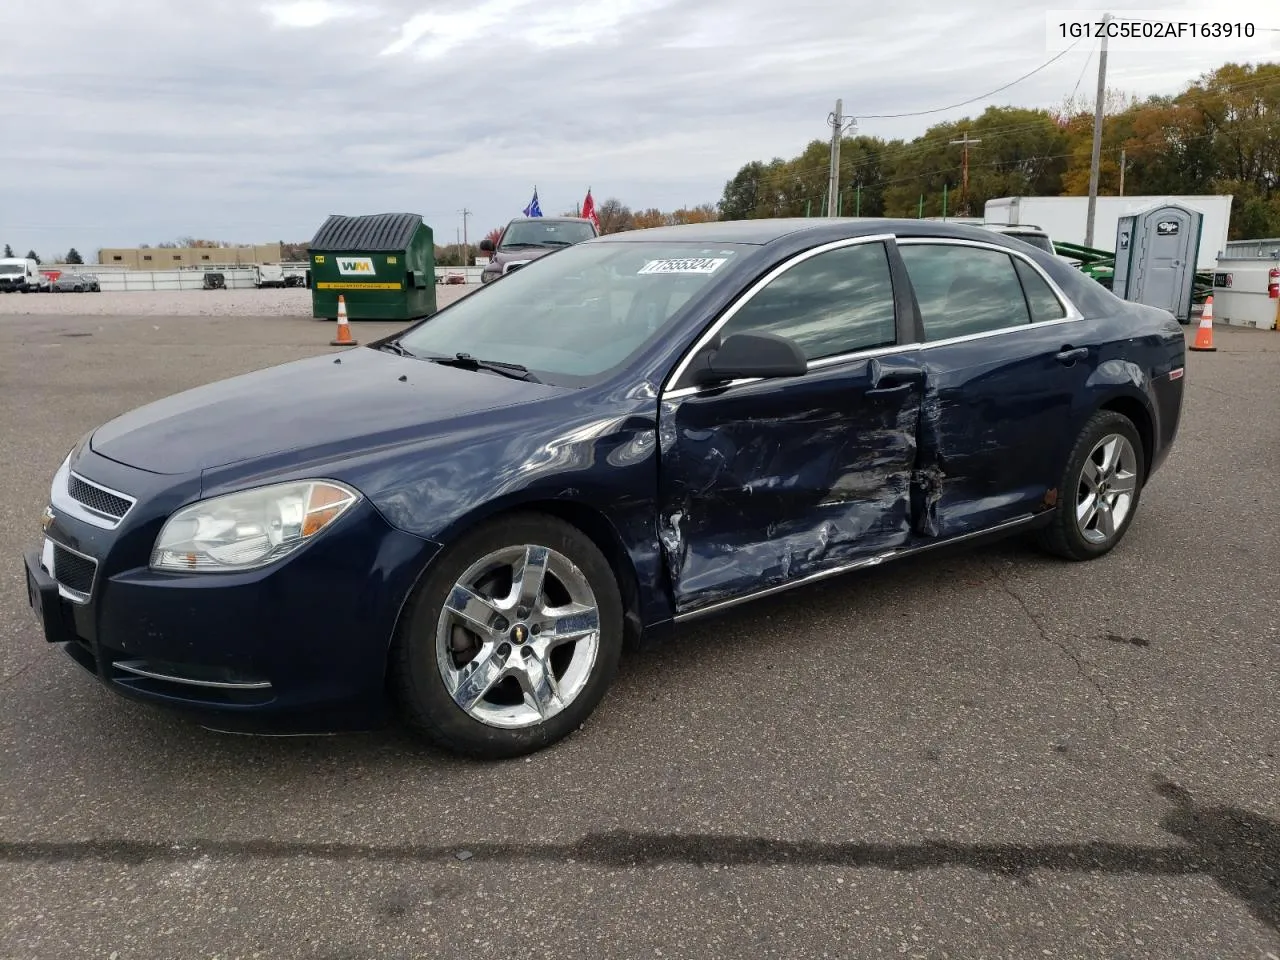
[1,0,1273,261]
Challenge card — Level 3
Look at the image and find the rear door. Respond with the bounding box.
[895,238,1091,539]
[658,236,926,617]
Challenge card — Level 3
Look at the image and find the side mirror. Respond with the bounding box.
[690,331,807,386]
[478,238,495,253]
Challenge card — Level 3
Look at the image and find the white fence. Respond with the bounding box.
[86,266,485,292]
[97,269,261,292]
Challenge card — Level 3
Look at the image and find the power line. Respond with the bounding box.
[856,38,1084,120]
[1068,40,1096,105]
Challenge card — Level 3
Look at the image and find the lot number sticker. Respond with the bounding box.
[637,257,728,275]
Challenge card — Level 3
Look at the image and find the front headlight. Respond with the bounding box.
[150,479,360,573]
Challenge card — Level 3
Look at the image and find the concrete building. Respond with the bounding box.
[96,243,283,269]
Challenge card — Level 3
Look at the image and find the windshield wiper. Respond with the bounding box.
[427,353,542,383]
[377,340,417,358]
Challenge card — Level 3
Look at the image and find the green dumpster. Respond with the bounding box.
[307,212,438,321]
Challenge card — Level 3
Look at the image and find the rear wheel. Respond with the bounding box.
[1037,410,1145,561]
[391,512,624,759]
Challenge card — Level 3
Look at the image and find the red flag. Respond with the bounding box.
[581,189,600,231]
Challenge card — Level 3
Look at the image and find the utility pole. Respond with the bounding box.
[949,131,982,217]
[459,207,472,266]
[826,99,856,217]
[1118,147,1126,197]
[1085,13,1111,246]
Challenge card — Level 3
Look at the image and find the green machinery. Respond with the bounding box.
[307,212,438,321]
[1053,239,1212,304]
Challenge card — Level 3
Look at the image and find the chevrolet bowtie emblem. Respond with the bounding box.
[41,506,55,532]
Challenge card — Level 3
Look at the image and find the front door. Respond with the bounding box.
[658,237,925,616]
[896,238,1092,539]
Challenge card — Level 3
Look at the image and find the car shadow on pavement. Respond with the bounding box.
[0,776,1274,933]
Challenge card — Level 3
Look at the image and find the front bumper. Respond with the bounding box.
[24,453,440,733]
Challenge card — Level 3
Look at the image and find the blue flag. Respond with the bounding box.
[522,187,542,218]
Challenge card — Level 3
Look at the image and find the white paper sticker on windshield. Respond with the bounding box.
[637,257,728,275]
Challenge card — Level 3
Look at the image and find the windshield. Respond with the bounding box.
[500,220,596,248]
[398,240,750,382]
[0,264,23,275]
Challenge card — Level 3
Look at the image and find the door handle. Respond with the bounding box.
[1056,346,1089,364]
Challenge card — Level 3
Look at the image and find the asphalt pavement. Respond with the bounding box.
[1,313,1277,959]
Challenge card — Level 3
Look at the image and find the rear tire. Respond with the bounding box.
[391,512,624,759]
[1036,410,1145,561]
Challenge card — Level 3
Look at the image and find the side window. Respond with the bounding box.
[717,241,897,361]
[899,244,1030,341]
[1014,258,1068,322]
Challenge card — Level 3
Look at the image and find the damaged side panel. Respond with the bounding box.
[910,325,1091,540]
[658,357,924,615]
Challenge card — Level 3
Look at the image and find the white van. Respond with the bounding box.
[254,263,286,288]
[0,257,43,293]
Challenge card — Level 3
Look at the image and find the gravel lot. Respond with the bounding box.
[0,285,476,317]
[0,315,1277,959]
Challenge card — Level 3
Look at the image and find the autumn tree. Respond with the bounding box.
[595,198,634,234]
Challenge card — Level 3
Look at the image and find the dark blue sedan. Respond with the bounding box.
[23,218,1186,758]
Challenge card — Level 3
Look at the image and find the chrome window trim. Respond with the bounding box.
[660,233,897,398]
[659,233,1086,402]
[894,236,1084,338]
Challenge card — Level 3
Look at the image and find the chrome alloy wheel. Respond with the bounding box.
[1075,433,1139,545]
[435,544,601,729]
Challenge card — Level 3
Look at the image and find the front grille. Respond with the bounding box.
[68,473,133,522]
[52,543,96,597]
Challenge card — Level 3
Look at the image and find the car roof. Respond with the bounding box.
[587,217,1049,248]
[507,216,595,225]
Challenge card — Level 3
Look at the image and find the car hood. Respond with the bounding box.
[89,346,567,475]
[488,246,559,267]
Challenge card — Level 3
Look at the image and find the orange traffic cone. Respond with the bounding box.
[1190,294,1216,352]
[330,295,358,347]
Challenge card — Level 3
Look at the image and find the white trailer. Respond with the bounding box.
[984,195,1234,269]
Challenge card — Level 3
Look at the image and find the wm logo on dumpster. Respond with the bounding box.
[337,257,376,276]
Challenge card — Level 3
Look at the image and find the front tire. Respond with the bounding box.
[1037,410,1145,561]
[391,512,624,759]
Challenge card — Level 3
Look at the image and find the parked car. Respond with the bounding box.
[51,272,99,293]
[24,219,1185,759]
[980,223,1057,255]
[479,216,598,283]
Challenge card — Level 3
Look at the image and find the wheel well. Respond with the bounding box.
[526,500,646,650]
[1099,396,1154,480]
[416,500,647,652]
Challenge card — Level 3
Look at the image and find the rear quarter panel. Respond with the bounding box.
[1048,258,1186,478]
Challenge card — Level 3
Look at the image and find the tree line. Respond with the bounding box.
[716,62,1279,241]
